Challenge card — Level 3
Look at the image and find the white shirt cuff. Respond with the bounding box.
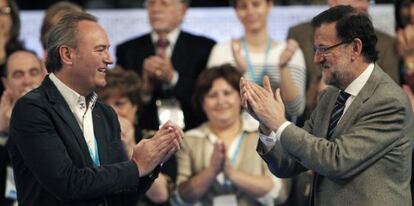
[259,121,291,151]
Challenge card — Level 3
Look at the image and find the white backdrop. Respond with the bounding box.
[20,5,395,63]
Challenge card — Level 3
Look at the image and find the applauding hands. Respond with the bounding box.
[240,76,287,132]
[132,121,183,177]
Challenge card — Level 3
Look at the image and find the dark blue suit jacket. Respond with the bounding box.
[7,76,155,206]
[116,31,215,131]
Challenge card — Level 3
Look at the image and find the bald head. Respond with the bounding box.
[328,0,369,13]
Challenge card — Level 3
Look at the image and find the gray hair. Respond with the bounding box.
[45,11,97,73]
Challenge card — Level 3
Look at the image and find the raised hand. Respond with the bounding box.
[396,25,414,59]
[240,76,286,131]
[118,116,136,159]
[279,39,298,68]
[209,140,226,175]
[0,90,14,132]
[231,39,248,73]
[131,121,183,177]
[143,55,175,84]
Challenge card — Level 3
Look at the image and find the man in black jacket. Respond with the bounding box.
[116,0,216,131]
[7,11,183,206]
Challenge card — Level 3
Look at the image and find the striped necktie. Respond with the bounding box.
[327,91,350,139]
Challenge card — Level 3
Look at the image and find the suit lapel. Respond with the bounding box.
[330,65,382,140]
[171,31,186,75]
[43,76,94,166]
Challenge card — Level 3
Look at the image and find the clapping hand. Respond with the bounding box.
[231,39,248,73]
[209,140,226,175]
[279,39,298,68]
[131,121,183,177]
[396,25,414,59]
[0,90,14,132]
[240,76,286,131]
[143,55,175,84]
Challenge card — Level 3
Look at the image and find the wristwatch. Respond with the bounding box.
[404,61,414,75]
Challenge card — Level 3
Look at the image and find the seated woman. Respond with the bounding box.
[98,67,176,206]
[171,64,289,206]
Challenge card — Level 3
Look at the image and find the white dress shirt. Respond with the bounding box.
[49,73,100,165]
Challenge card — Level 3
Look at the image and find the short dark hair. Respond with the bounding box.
[395,0,414,30]
[2,49,40,78]
[97,67,142,107]
[311,5,379,63]
[45,11,97,73]
[5,0,24,55]
[40,2,83,50]
[192,64,242,116]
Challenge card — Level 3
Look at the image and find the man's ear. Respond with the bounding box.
[59,45,75,66]
[351,38,363,61]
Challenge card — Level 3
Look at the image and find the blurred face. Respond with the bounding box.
[103,95,138,123]
[3,51,45,100]
[400,1,414,27]
[146,0,187,34]
[328,0,369,13]
[202,78,241,126]
[0,0,12,41]
[235,0,272,33]
[71,20,113,95]
[313,23,353,89]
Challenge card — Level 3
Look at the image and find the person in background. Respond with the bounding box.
[98,67,176,206]
[171,64,289,206]
[242,5,413,205]
[394,0,414,202]
[395,0,414,112]
[207,0,306,120]
[116,0,215,131]
[39,1,83,59]
[0,0,23,95]
[7,12,183,205]
[0,49,45,206]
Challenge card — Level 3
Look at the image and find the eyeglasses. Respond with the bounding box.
[0,6,10,15]
[313,41,349,55]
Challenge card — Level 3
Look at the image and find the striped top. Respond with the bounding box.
[207,40,306,117]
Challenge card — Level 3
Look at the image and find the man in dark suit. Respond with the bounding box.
[116,0,215,131]
[0,50,46,206]
[7,12,183,206]
[241,6,413,206]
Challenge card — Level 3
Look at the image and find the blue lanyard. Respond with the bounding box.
[241,37,272,84]
[87,137,100,166]
[224,132,246,188]
[229,132,246,166]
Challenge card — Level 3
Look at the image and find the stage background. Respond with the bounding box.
[20,5,395,64]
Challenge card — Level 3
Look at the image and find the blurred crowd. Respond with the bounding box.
[0,0,412,206]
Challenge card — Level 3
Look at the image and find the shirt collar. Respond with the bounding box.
[344,63,374,97]
[151,28,180,47]
[49,73,98,112]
